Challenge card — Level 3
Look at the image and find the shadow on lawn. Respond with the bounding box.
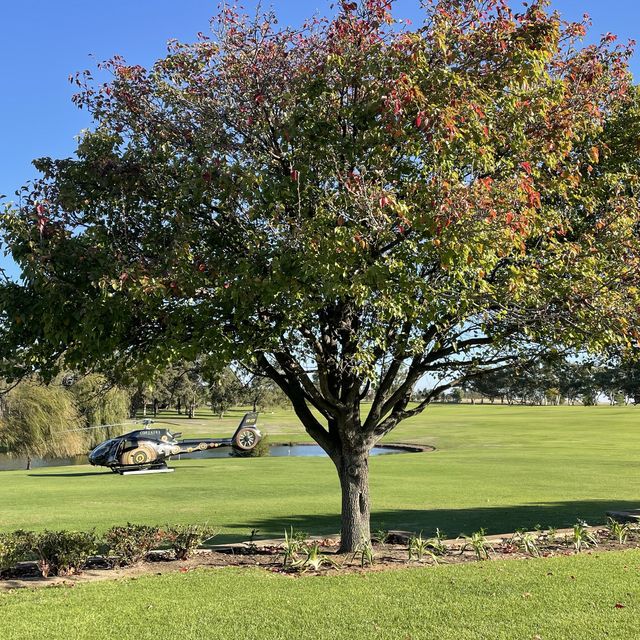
[212,499,640,545]
[27,466,210,478]
[26,472,113,478]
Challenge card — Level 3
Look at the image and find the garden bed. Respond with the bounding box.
[2,519,639,591]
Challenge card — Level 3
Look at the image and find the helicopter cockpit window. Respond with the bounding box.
[92,439,117,457]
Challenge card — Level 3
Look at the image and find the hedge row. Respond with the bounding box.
[0,523,216,578]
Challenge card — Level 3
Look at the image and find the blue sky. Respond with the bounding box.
[1,0,638,278]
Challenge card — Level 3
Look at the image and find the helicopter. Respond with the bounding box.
[87,412,262,475]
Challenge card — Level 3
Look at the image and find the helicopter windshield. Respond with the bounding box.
[91,438,119,457]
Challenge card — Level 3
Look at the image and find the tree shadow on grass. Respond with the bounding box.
[210,499,640,545]
[26,472,114,478]
[27,466,209,478]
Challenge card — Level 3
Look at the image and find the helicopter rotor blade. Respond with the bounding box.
[152,420,205,427]
[59,418,207,434]
[59,422,133,434]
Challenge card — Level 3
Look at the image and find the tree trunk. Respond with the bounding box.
[26,456,32,471]
[177,398,181,415]
[336,450,371,552]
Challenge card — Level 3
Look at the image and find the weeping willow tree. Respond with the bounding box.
[69,375,131,445]
[0,383,86,469]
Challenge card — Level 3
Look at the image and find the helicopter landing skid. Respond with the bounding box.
[119,466,175,476]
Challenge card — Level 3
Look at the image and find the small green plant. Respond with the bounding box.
[408,533,429,562]
[0,531,32,577]
[291,529,309,544]
[352,538,375,568]
[509,529,540,557]
[545,526,558,543]
[165,524,217,560]
[32,530,98,577]
[606,518,630,545]
[408,531,443,564]
[462,529,492,560]
[245,528,261,554]
[293,542,337,572]
[104,524,164,567]
[373,528,389,545]
[571,521,599,552]
[281,527,306,567]
[427,528,447,555]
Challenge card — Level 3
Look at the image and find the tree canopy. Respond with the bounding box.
[1,0,639,549]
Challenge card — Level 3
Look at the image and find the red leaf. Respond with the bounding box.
[520,161,532,175]
[615,603,625,609]
[290,169,299,182]
[415,113,422,128]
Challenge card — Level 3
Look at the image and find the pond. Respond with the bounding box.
[0,443,412,471]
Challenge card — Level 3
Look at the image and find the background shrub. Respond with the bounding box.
[0,531,33,577]
[32,530,98,577]
[104,524,163,566]
[165,524,217,560]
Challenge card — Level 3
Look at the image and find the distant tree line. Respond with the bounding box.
[419,354,640,406]
[128,361,291,419]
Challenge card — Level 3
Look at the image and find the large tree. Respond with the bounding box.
[1,0,640,550]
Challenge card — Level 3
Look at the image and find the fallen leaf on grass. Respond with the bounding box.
[615,603,626,609]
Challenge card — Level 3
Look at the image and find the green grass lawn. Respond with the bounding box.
[1,550,639,640]
[0,404,638,542]
[1,404,639,639]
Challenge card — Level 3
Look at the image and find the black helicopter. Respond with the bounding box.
[88,412,262,474]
